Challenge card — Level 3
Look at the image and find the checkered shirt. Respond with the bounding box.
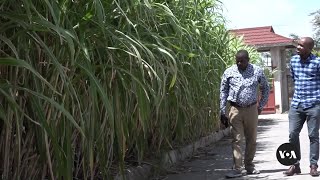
[220,64,270,115]
[290,54,320,109]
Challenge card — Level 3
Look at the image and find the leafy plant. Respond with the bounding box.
[0,0,240,179]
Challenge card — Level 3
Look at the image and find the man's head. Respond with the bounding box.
[236,50,250,71]
[296,37,314,59]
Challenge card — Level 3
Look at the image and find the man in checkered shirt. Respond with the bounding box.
[284,37,320,177]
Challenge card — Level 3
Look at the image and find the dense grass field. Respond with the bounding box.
[0,0,260,179]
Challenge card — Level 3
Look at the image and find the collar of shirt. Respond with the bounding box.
[231,64,254,75]
[299,53,316,63]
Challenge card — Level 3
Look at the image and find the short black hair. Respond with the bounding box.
[302,37,314,49]
[236,50,249,58]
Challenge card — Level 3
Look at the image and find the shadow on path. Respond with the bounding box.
[151,115,298,180]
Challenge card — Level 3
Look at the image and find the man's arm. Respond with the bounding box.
[220,71,229,115]
[258,69,270,111]
[290,58,295,82]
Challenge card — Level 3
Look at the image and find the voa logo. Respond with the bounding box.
[276,143,299,166]
[278,150,297,159]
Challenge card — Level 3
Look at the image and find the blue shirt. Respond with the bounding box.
[290,54,320,109]
[220,64,270,115]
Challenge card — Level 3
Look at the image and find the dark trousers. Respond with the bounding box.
[289,103,320,167]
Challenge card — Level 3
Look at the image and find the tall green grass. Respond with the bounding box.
[0,0,259,179]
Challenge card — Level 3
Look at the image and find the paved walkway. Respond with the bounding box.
[152,114,316,180]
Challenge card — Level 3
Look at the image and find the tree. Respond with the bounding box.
[289,33,299,41]
[310,10,320,47]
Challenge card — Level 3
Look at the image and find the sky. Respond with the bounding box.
[221,0,319,38]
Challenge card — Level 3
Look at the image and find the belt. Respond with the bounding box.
[229,101,257,108]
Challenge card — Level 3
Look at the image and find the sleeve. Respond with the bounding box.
[290,58,295,82]
[258,69,270,110]
[220,71,229,115]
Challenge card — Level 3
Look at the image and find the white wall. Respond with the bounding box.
[271,48,281,110]
[274,81,281,108]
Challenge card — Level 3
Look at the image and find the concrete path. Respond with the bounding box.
[152,114,316,180]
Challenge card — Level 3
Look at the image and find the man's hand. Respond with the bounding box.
[258,108,262,115]
[220,114,229,128]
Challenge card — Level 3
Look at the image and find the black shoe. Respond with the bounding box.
[225,169,247,178]
[246,167,260,174]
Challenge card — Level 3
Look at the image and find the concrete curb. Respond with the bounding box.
[114,128,230,180]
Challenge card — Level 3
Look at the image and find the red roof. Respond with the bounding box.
[230,26,293,47]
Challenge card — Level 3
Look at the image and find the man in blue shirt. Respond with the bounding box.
[220,49,270,178]
[284,37,320,177]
